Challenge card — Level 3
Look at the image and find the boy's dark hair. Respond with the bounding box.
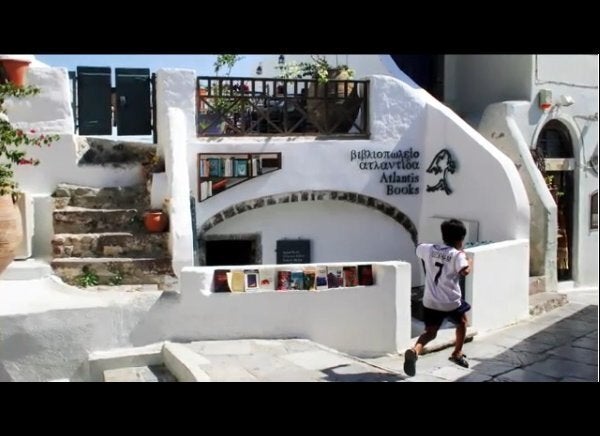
[441,219,467,246]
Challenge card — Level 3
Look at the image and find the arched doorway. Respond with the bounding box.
[535,120,575,281]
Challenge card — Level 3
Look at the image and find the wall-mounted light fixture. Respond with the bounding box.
[538,89,552,111]
[278,54,285,65]
[256,63,263,76]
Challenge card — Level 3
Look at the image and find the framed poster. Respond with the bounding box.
[276,240,310,264]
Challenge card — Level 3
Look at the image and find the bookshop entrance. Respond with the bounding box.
[202,234,262,266]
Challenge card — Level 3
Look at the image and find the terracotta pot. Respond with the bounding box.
[0,194,23,275]
[144,210,169,233]
[306,68,361,134]
[1,59,31,87]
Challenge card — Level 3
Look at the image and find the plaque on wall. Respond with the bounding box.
[276,240,311,264]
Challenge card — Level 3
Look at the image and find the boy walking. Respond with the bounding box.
[404,219,472,377]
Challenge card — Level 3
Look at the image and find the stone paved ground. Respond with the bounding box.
[180,339,403,382]
[175,290,596,382]
[364,289,598,382]
[98,289,597,382]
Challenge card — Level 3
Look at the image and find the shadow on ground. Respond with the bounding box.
[456,305,598,382]
[320,364,405,382]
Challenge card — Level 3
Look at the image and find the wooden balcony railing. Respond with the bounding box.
[196,76,369,138]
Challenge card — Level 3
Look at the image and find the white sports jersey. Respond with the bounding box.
[416,243,469,312]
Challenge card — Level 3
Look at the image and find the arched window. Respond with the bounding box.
[536,120,573,159]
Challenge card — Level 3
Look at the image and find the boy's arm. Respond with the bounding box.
[457,252,471,276]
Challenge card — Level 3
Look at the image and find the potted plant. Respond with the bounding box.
[199,55,248,134]
[0,55,34,88]
[0,81,60,274]
[278,55,360,133]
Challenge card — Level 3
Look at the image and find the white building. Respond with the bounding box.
[0,54,595,379]
[255,54,598,292]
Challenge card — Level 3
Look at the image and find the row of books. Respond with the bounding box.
[212,265,374,293]
[199,157,260,178]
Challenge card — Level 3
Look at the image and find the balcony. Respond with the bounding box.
[197,76,369,138]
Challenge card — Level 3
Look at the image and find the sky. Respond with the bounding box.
[36,54,265,77]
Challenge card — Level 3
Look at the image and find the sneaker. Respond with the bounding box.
[449,353,469,368]
[403,348,418,377]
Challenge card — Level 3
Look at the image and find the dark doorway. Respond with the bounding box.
[536,120,575,281]
[205,240,255,266]
[390,55,444,101]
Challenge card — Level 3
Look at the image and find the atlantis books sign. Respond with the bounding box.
[350,148,420,195]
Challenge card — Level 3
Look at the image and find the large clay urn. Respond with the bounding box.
[0,194,23,275]
[306,68,361,134]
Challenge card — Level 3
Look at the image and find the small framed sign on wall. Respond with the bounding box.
[276,240,311,264]
[591,191,598,230]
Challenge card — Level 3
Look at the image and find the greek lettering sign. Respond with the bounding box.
[350,148,421,196]
[276,240,311,264]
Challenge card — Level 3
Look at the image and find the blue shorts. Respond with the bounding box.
[423,300,471,328]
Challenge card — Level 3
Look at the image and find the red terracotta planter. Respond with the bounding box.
[1,59,31,87]
[144,211,169,233]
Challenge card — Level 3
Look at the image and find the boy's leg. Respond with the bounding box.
[404,307,443,376]
[448,303,470,368]
[452,313,468,358]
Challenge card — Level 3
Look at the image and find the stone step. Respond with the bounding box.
[52,232,169,258]
[78,137,157,167]
[51,257,174,286]
[53,207,145,234]
[103,366,176,382]
[529,276,546,295]
[529,291,569,316]
[53,183,149,210]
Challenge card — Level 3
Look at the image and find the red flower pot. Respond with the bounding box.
[144,210,169,233]
[1,59,31,87]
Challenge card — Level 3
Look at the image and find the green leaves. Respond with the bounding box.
[0,82,60,196]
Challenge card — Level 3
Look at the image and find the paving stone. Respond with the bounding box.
[559,376,594,382]
[571,336,597,351]
[203,365,258,382]
[282,350,358,371]
[431,365,474,381]
[494,368,558,382]
[526,357,598,381]
[484,334,556,353]
[468,359,518,377]
[187,340,254,355]
[547,345,599,366]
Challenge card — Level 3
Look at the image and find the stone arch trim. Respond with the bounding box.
[199,190,418,245]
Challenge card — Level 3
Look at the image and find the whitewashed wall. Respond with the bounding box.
[465,240,530,332]
[163,108,194,277]
[443,55,533,119]
[178,261,411,357]
[475,55,598,289]
[479,102,558,291]
[151,69,530,288]
[0,260,411,380]
[206,201,420,282]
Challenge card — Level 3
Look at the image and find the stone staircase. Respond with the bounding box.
[50,183,175,289]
